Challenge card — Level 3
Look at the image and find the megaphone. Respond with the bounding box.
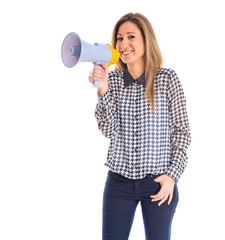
[61,32,120,88]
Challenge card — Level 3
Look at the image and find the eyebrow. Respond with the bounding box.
[117,32,137,35]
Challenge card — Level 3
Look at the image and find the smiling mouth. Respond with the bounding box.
[121,50,134,57]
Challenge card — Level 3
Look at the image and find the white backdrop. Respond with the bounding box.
[0,0,224,239]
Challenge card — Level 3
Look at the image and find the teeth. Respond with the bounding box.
[122,50,133,55]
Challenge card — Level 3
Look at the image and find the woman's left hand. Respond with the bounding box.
[150,175,175,206]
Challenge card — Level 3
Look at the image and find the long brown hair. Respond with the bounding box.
[111,12,163,111]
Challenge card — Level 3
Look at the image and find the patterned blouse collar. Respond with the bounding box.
[123,68,146,88]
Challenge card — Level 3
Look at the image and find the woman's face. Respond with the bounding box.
[116,21,145,67]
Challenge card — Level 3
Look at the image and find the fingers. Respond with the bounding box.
[151,192,174,206]
[151,192,171,206]
[150,175,175,206]
[168,192,173,205]
[89,65,108,84]
[158,195,168,207]
[151,189,169,206]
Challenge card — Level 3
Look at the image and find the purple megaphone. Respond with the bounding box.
[61,32,120,88]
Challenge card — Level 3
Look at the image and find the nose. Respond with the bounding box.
[117,38,129,51]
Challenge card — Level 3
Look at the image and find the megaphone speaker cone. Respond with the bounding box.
[61,32,81,68]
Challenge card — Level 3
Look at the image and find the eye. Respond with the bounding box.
[128,35,135,39]
[117,37,123,41]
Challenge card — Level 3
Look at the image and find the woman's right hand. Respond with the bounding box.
[89,64,109,96]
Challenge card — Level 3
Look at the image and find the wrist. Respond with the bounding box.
[166,175,176,182]
[98,85,108,97]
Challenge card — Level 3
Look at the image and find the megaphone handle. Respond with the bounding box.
[93,79,102,88]
[92,61,107,88]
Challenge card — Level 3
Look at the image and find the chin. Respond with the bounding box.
[121,57,135,65]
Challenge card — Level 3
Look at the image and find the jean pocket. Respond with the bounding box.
[148,174,161,183]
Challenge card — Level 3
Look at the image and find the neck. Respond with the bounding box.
[127,62,144,79]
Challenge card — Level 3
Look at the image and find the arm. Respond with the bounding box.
[166,70,191,182]
[89,65,118,139]
[95,87,118,139]
[150,69,191,206]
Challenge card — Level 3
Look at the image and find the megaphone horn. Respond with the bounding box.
[61,32,120,88]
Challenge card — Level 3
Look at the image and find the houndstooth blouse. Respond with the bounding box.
[95,68,191,182]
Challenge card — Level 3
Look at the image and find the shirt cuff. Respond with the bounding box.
[166,166,182,182]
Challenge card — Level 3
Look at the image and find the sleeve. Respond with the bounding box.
[166,70,191,182]
[94,81,118,139]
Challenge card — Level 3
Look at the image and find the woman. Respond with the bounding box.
[89,12,191,240]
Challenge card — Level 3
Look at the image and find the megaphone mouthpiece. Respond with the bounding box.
[70,46,81,57]
[108,44,120,67]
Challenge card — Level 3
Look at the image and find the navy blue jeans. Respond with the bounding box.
[102,171,179,240]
